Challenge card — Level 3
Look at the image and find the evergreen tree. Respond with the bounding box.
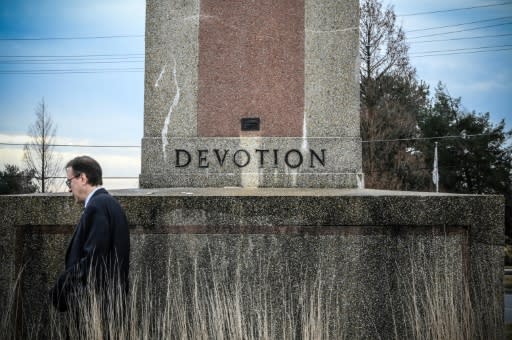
[0,164,38,194]
[418,83,512,241]
[418,83,512,195]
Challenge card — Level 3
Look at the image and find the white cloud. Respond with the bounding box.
[0,133,92,145]
[0,133,30,145]
[60,149,141,189]
[0,133,141,191]
[0,146,25,166]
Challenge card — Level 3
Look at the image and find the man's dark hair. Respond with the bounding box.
[66,156,103,186]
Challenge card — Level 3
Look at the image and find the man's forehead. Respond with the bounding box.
[66,167,76,174]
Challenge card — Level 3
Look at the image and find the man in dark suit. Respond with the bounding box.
[50,155,130,316]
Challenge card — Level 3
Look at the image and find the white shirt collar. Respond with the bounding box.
[84,186,103,208]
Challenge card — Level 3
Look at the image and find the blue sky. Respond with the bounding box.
[0,0,510,190]
[385,0,512,127]
[0,0,145,189]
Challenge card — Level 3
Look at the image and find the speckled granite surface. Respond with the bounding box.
[0,190,504,338]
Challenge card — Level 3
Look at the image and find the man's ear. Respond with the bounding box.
[79,172,88,185]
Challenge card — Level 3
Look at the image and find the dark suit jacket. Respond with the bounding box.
[50,188,130,312]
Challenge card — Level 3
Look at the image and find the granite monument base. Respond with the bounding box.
[0,189,503,338]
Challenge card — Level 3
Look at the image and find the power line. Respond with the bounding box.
[398,2,512,17]
[0,4,509,40]
[0,133,498,148]
[0,34,143,41]
[0,175,139,179]
[0,31,509,57]
[0,60,143,65]
[411,47,512,58]
[362,165,472,175]
[361,133,497,144]
[0,55,144,61]
[410,33,512,44]
[0,53,144,58]
[0,71,143,75]
[0,68,144,75]
[5,45,512,70]
[408,22,512,40]
[0,142,140,147]
[406,16,512,32]
[1,61,143,66]
[410,43,512,55]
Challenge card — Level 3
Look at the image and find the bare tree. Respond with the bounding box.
[23,99,62,192]
[359,0,430,190]
[360,0,412,115]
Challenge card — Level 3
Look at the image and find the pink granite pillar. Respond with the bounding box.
[141,0,362,188]
[198,0,304,137]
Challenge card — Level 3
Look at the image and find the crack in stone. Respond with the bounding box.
[161,58,180,161]
[357,173,365,189]
[155,64,167,88]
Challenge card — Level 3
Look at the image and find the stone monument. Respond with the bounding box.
[0,0,504,338]
[139,0,363,188]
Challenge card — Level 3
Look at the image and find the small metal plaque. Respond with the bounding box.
[241,118,260,131]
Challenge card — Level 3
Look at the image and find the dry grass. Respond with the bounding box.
[1,241,502,339]
[394,245,474,339]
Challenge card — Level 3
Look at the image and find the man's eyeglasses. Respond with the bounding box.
[65,173,81,188]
